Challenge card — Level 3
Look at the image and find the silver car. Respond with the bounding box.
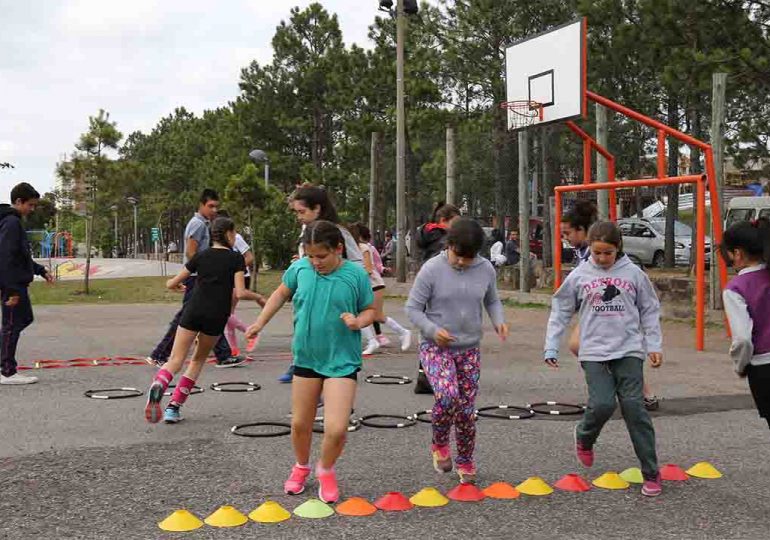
[618,218,711,267]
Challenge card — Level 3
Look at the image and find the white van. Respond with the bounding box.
[725,196,770,228]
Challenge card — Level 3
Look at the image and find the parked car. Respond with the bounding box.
[618,217,711,267]
[725,196,770,228]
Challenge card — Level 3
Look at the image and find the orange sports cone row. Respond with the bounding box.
[555,473,591,492]
[482,482,520,499]
[336,497,378,516]
[447,483,486,502]
[375,492,414,512]
[660,464,689,481]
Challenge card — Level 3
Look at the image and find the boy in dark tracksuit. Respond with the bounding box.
[0,183,53,385]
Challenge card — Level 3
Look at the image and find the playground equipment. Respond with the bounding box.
[504,18,726,351]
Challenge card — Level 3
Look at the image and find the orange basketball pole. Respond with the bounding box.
[553,175,707,351]
[587,91,728,299]
[565,120,618,221]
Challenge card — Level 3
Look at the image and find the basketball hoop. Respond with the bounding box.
[500,100,544,129]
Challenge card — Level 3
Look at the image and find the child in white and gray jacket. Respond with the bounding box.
[543,221,663,497]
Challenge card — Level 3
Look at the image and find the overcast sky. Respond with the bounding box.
[1,1,436,202]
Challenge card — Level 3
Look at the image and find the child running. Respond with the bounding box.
[348,222,412,355]
[406,218,508,484]
[144,217,262,424]
[544,220,663,497]
[245,220,375,503]
[721,219,770,431]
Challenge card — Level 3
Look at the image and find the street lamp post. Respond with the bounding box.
[249,149,270,189]
[127,196,138,258]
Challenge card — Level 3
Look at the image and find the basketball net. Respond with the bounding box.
[500,101,544,130]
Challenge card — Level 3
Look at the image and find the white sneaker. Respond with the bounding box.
[362,339,380,356]
[1,373,39,385]
[376,335,391,347]
[400,330,412,352]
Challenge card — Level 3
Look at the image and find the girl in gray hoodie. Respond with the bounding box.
[544,221,663,497]
[406,218,508,484]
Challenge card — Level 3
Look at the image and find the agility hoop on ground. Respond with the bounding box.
[527,401,585,415]
[359,414,416,429]
[211,382,261,392]
[84,387,143,400]
[364,374,412,385]
[230,422,292,438]
[476,404,535,420]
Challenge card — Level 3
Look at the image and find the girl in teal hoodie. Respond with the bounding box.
[544,221,663,497]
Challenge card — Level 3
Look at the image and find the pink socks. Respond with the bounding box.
[170,375,196,406]
[154,368,173,391]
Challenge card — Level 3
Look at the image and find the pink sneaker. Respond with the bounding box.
[284,464,311,495]
[574,426,594,467]
[377,335,391,347]
[457,462,477,484]
[316,464,340,503]
[431,444,452,473]
[641,473,662,497]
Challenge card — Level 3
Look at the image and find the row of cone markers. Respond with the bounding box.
[159,461,722,531]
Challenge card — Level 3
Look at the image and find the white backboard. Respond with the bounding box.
[505,18,586,130]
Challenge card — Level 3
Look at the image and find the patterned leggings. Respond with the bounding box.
[419,342,481,465]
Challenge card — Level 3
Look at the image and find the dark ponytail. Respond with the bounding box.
[431,202,461,224]
[563,200,598,232]
[211,217,235,248]
[721,218,770,268]
[290,185,340,223]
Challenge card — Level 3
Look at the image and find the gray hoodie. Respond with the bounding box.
[406,251,505,349]
[544,254,662,362]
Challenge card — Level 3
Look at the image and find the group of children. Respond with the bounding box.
[136,182,770,503]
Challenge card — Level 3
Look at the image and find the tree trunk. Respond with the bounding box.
[688,106,702,277]
[664,95,680,267]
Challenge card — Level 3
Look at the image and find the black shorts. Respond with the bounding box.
[179,310,228,337]
[293,366,359,381]
[244,276,251,290]
[372,285,385,292]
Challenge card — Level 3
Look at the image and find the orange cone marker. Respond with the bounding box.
[336,497,378,516]
[660,463,689,481]
[482,482,520,499]
[447,483,486,502]
[375,492,413,512]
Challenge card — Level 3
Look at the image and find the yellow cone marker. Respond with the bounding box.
[410,487,449,507]
[204,505,249,527]
[620,467,644,484]
[686,462,723,479]
[515,477,553,496]
[158,509,204,532]
[249,501,291,523]
[592,472,630,490]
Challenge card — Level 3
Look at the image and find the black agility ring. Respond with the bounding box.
[527,401,586,416]
[476,405,535,420]
[359,414,416,429]
[163,383,204,397]
[211,381,261,392]
[231,422,292,438]
[312,418,363,434]
[84,387,143,400]
[408,409,433,423]
[364,374,412,385]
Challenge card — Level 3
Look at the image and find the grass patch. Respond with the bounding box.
[502,299,549,309]
[30,271,284,305]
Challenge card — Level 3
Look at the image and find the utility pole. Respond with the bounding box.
[446,124,456,206]
[710,73,727,310]
[518,130,531,292]
[369,131,382,238]
[596,104,609,219]
[395,0,407,282]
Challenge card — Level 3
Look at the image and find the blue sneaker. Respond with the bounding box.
[278,366,294,383]
[163,406,183,424]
